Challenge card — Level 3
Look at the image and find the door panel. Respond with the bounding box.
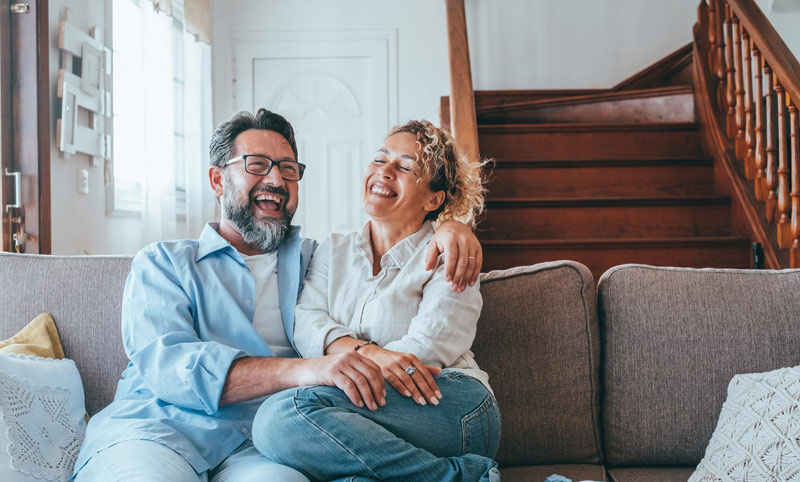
[1,0,50,254]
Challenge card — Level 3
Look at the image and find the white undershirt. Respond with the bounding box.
[242,252,295,358]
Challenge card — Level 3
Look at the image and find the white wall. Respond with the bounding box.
[48,0,145,255]
[466,0,700,90]
[756,0,800,60]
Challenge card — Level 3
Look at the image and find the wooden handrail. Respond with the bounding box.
[444,0,480,164]
[726,0,800,106]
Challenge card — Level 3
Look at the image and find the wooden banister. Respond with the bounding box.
[695,0,800,267]
[726,0,800,106]
[444,0,480,164]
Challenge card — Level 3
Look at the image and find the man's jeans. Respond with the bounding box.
[253,370,502,482]
[73,439,309,482]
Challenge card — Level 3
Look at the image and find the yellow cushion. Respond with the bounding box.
[0,313,65,359]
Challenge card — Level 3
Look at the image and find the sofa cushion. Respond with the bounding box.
[0,253,132,416]
[475,261,602,466]
[608,467,695,482]
[598,265,800,467]
[501,464,607,482]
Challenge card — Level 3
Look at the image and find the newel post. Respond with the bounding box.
[445,0,480,164]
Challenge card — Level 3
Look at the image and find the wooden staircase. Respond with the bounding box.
[443,47,753,279]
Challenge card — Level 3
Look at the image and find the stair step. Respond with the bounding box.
[479,196,731,240]
[488,157,714,198]
[479,123,703,161]
[478,86,694,125]
[482,237,752,281]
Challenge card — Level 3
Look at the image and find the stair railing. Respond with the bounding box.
[697,0,800,267]
[444,0,480,164]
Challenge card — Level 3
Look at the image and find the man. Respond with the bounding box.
[73,109,483,481]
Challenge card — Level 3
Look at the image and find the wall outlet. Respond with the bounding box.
[77,169,89,194]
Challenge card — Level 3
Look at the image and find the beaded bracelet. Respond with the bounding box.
[353,341,378,352]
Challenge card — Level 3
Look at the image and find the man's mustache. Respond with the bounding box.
[250,185,289,200]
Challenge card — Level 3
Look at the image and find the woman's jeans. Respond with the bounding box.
[253,370,502,482]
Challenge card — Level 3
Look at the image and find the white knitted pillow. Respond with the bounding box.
[690,365,800,482]
[0,352,87,482]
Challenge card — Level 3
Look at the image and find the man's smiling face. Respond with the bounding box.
[219,129,299,253]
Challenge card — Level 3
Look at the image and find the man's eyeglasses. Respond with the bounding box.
[224,155,306,181]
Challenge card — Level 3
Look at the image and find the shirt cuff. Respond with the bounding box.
[177,341,245,415]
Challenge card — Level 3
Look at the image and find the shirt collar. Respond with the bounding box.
[196,222,302,263]
[355,220,434,269]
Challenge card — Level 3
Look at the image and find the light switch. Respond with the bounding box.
[77,168,89,194]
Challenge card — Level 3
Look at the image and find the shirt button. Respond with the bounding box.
[241,427,248,434]
[245,299,252,305]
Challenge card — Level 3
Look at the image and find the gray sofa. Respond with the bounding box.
[1,252,799,481]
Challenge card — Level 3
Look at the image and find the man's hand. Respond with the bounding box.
[358,344,442,406]
[295,352,386,411]
[426,220,482,292]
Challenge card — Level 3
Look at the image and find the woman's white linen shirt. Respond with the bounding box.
[293,220,490,389]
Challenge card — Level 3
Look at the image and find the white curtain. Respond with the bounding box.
[113,0,213,246]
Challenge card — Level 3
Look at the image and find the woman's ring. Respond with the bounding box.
[405,366,416,376]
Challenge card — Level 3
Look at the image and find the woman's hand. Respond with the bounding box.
[358,344,442,405]
[426,220,482,292]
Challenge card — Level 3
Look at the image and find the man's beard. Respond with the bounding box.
[221,174,295,253]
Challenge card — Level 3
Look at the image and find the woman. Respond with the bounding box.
[253,120,501,482]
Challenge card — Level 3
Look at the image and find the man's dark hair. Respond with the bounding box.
[209,108,298,167]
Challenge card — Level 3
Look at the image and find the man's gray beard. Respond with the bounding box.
[221,176,294,254]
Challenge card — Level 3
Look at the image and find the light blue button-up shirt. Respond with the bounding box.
[73,223,316,476]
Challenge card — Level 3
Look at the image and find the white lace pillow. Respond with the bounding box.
[0,352,87,482]
[690,365,800,482]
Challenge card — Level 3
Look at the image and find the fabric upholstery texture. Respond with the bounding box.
[475,261,602,466]
[608,467,695,482]
[598,265,800,467]
[0,352,87,482]
[500,464,607,482]
[0,253,132,416]
[0,313,64,359]
[689,365,800,481]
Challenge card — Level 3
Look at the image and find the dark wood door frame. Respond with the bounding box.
[1,0,51,254]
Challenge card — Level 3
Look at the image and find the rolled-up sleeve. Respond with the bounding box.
[293,239,358,357]
[121,245,244,415]
[382,261,483,367]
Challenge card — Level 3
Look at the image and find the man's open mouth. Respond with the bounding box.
[253,193,283,212]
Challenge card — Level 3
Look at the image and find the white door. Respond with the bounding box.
[233,31,398,241]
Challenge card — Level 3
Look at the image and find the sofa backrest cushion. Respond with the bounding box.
[0,253,132,415]
[475,261,603,466]
[598,264,800,467]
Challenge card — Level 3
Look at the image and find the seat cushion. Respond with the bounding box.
[476,261,602,466]
[501,464,607,482]
[598,265,800,467]
[608,467,695,482]
[0,253,132,415]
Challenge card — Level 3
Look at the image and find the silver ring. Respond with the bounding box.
[405,366,416,376]
[468,256,476,259]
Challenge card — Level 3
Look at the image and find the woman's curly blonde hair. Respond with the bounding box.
[388,120,487,228]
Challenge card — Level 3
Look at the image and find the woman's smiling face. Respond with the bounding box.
[363,132,444,226]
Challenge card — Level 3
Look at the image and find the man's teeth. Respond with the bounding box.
[371,186,394,196]
[254,194,281,204]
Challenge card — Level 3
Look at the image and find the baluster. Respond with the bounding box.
[724,7,736,138]
[765,67,778,222]
[708,0,717,67]
[790,102,800,268]
[715,0,727,106]
[753,47,766,200]
[733,17,746,158]
[777,85,791,248]
[743,31,755,179]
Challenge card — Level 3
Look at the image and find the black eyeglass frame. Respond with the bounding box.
[223,154,306,181]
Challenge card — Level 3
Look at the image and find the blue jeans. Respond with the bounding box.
[253,370,502,482]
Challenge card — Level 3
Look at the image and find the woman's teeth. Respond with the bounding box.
[370,185,395,196]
